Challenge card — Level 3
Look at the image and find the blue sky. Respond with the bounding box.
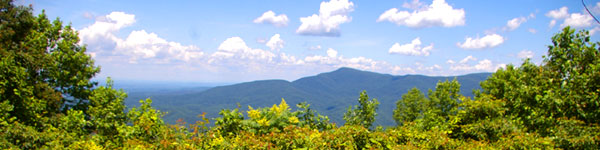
[27,0,600,83]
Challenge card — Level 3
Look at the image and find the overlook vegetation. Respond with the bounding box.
[1,1,600,149]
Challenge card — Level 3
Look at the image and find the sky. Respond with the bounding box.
[25,0,600,83]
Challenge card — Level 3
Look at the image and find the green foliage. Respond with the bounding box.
[427,79,461,120]
[125,99,167,144]
[393,79,462,131]
[296,102,335,130]
[344,90,379,129]
[480,27,600,148]
[87,78,127,146]
[214,106,244,136]
[0,0,99,128]
[393,87,426,126]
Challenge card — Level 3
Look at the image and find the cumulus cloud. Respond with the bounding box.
[377,0,465,28]
[459,55,476,63]
[296,0,355,36]
[562,13,594,28]
[546,7,569,20]
[211,37,276,62]
[79,12,203,64]
[448,56,504,72]
[326,48,338,57]
[546,6,595,28]
[77,12,436,81]
[80,11,501,81]
[517,50,534,59]
[388,37,433,56]
[457,34,504,49]
[117,30,203,63]
[505,17,527,31]
[265,34,284,51]
[253,10,289,27]
[79,11,135,51]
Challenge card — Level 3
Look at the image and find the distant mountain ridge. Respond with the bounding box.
[127,67,492,126]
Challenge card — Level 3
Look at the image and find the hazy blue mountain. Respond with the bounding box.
[125,67,491,126]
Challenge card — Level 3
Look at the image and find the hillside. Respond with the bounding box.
[128,67,492,126]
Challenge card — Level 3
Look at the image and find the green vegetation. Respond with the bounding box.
[344,91,379,129]
[1,1,599,149]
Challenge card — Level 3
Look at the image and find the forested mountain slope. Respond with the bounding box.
[136,68,491,126]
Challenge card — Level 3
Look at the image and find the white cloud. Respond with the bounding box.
[546,7,568,28]
[449,56,503,72]
[266,34,284,51]
[79,12,203,64]
[117,30,203,63]
[79,11,136,49]
[211,37,276,62]
[253,10,289,27]
[546,7,569,20]
[517,50,534,59]
[459,55,476,63]
[562,13,594,28]
[326,48,338,57]
[388,37,433,56]
[457,34,504,49]
[279,53,305,65]
[473,59,493,70]
[505,17,527,31]
[546,6,595,28]
[377,0,465,28]
[80,11,509,81]
[296,0,355,36]
[78,12,433,80]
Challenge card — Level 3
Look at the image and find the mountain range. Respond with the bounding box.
[123,67,491,126]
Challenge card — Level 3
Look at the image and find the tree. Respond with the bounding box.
[87,78,127,146]
[482,27,600,126]
[480,27,600,149]
[344,90,379,129]
[427,79,461,120]
[0,0,99,127]
[393,87,426,126]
